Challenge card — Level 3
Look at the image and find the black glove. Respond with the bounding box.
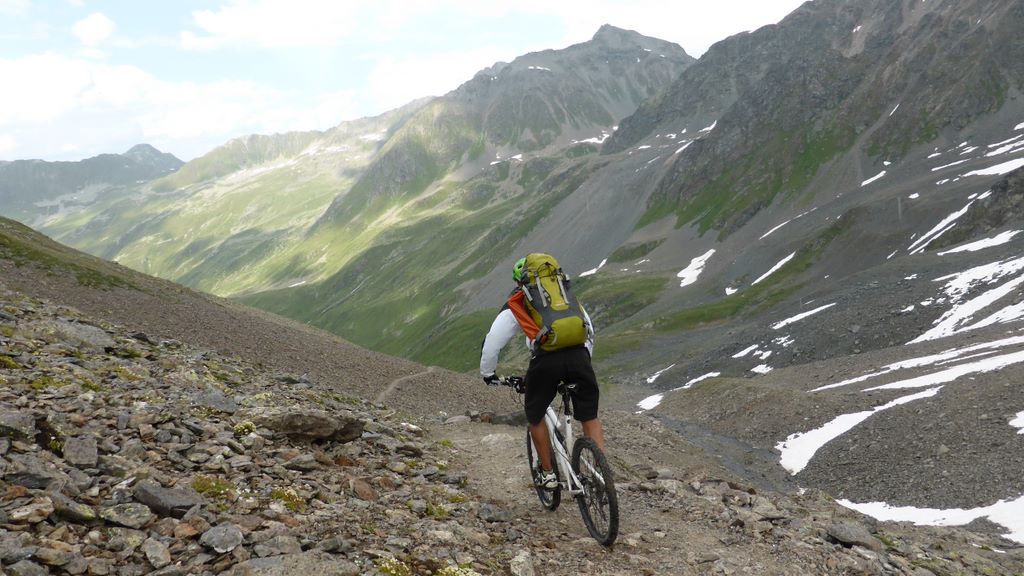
[483,374,500,386]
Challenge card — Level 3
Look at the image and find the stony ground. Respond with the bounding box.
[2,277,1023,575]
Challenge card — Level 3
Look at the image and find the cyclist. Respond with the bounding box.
[480,256,605,490]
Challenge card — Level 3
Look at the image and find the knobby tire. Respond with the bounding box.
[571,437,619,546]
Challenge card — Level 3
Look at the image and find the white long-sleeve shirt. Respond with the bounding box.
[479,305,594,377]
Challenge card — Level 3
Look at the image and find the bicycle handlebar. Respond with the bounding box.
[489,375,525,393]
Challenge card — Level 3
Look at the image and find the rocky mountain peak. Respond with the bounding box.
[123,144,184,171]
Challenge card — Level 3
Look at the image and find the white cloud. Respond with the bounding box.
[184,0,363,49]
[0,133,15,155]
[0,53,350,160]
[73,12,116,47]
[0,0,30,16]
[365,47,512,111]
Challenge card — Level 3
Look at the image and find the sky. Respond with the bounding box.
[0,0,807,162]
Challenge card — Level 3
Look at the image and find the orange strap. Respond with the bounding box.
[507,290,543,342]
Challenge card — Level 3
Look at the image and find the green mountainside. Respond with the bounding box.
[0,144,182,225]
[6,4,1024,382]
[23,26,694,370]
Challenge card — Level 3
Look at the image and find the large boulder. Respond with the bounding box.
[244,408,365,443]
[133,481,203,519]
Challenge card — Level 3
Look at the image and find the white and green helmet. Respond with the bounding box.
[512,257,527,283]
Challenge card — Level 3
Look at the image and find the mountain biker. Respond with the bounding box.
[480,255,605,490]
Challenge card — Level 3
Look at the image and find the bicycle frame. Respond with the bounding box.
[537,386,611,498]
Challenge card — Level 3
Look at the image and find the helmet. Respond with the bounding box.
[512,257,527,284]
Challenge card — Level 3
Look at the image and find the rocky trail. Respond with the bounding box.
[0,276,1022,575]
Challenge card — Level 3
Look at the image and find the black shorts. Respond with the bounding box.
[524,347,600,425]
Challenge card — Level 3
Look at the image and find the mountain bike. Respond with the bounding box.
[496,376,619,546]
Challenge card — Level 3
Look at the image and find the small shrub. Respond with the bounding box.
[192,475,235,501]
[0,355,21,369]
[30,375,70,390]
[232,421,256,439]
[376,557,412,576]
[425,501,449,519]
[79,379,102,392]
[269,487,306,512]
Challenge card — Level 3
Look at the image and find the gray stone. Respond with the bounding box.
[8,497,54,524]
[196,389,238,414]
[41,320,115,350]
[200,524,244,553]
[98,454,135,477]
[50,492,97,522]
[509,550,534,576]
[443,415,471,425]
[827,521,883,552]
[227,551,360,576]
[141,538,172,569]
[282,453,319,472]
[32,547,71,566]
[478,502,512,523]
[63,435,99,467]
[7,559,49,576]
[253,534,303,558]
[0,410,36,440]
[0,534,37,564]
[133,480,202,519]
[315,537,354,554]
[245,408,364,442]
[106,528,147,553]
[100,503,155,529]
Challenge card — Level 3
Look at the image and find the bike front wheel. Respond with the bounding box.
[571,437,619,546]
[526,429,561,511]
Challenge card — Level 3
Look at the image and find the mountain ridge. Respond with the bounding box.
[0,144,183,226]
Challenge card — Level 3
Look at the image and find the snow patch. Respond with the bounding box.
[699,120,717,133]
[777,387,942,474]
[646,364,676,384]
[760,208,817,240]
[732,344,759,359]
[963,158,1024,177]
[931,159,969,172]
[1012,411,1024,434]
[910,255,1024,342]
[811,334,1024,392]
[889,103,900,117]
[573,132,611,145]
[677,249,715,287]
[908,201,975,255]
[937,230,1021,255]
[680,372,720,389]
[636,394,663,411]
[838,495,1024,544]
[725,287,738,296]
[861,171,886,187]
[864,349,1024,391]
[579,259,608,278]
[771,303,837,330]
[752,252,796,285]
[751,364,773,374]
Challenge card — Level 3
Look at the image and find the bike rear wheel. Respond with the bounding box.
[571,437,619,546]
[526,429,561,510]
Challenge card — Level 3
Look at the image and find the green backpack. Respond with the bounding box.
[520,253,588,352]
